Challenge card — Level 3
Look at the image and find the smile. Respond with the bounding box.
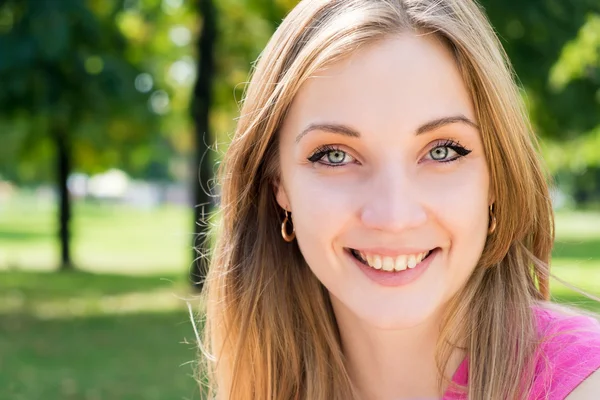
[349,248,435,272]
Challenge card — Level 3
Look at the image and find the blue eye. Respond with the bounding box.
[429,146,455,161]
[426,140,472,163]
[326,149,347,164]
[307,146,355,167]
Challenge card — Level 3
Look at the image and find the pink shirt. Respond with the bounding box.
[443,306,600,399]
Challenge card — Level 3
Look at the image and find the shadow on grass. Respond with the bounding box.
[552,238,600,261]
[0,311,203,400]
[0,270,185,302]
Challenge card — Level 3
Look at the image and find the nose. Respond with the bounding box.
[359,167,428,232]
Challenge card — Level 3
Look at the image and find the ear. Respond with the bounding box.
[273,179,290,211]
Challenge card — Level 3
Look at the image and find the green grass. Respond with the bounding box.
[0,270,204,400]
[1,196,600,399]
[0,194,193,274]
[0,196,203,399]
[551,211,600,310]
[0,311,200,400]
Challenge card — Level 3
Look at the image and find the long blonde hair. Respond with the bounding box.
[200,0,554,398]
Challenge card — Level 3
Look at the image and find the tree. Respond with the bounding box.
[480,0,600,142]
[0,0,157,270]
[190,0,217,290]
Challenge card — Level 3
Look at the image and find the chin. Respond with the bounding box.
[365,303,440,330]
[333,292,446,331]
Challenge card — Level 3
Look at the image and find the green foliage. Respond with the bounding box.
[0,0,157,182]
[109,0,197,181]
[0,0,201,182]
[480,0,600,141]
[550,14,600,91]
[207,0,280,144]
[543,13,600,175]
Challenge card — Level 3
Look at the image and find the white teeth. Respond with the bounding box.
[373,255,382,270]
[407,255,417,269]
[358,250,431,271]
[394,255,407,271]
[382,257,395,271]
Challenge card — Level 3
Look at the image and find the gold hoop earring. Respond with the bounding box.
[281,210,296,242]
[488,204,497,235]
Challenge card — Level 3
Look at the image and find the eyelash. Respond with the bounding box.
[429,139,472,163]
[306,140,472,168]
[307,145,350,167]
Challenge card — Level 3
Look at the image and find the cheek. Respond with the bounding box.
[421,160,489,225]
[287,171,357,233]
[420,162,490,275]
[284,171,358,274]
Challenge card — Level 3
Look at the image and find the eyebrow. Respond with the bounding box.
[295,115,479,143]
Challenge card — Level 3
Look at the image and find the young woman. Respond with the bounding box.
[199,0,600,398]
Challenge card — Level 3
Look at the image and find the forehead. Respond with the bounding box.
[285,33,475,135]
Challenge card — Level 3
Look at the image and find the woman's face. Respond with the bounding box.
[275,34,491,329]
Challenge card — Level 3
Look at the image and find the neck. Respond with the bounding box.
[332,299,465,400]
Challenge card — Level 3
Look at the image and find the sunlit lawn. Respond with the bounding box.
[551,211,600,309]
[0,196,202,400]
[1,195,600,399]
[0,276,203,400]
[0,194,193,274]
[0,304,199,400]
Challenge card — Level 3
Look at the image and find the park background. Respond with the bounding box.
[1,0,600,399]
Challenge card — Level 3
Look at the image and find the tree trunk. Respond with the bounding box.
[53,122,73,271]
[190,0,217,290]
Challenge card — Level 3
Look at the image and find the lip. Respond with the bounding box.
[346,247,440,287]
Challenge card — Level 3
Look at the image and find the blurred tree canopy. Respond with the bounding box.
[480,0,600,175]
[483,1,599,139]
[0,0,160,183]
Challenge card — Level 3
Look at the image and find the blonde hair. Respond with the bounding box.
[200,0,555,398]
